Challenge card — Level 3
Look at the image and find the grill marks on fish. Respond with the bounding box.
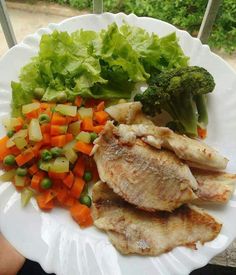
[92,182,222,256]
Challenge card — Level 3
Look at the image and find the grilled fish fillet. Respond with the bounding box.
[192,169,236,204]
[92,181,222,256]
[94,122,198,212]
[106,102,228,171]
[116,123,228,171]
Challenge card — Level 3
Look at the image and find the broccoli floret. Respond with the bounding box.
[134,66,215,136]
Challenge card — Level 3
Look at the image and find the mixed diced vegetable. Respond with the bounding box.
[0,96,108,227]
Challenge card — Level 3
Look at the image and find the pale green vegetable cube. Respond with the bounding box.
[22,102,40,114]
[63,140,76,151]
[50,157,69,173]
[2,118,21,131]
[29,119,43,142]
[39,160,53,172]
[64,148,78,164]
[78,107,93,119]
[14,175,26,187]
[21,188,35,207]
[68,121,81,136]
[76,131,91,143]
[14,129,28,138]
[6,137,15,148]
[55,104,77,116]
[14,137,27,150]
[0,169,16,182]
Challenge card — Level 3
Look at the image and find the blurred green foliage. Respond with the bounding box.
[52,0,236,53]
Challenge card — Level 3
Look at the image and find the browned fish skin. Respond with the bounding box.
[192,169,236,204]
[94,122,197,212]
[92,182,222,256]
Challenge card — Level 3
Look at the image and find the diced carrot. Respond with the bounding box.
[54,185,68,205]
[96,101,105,111]
[48,171,67,180]
[81,118,94,132]
[73,157,85,177]
[63,171,74,188]
[51,135,67,147]
[66,116,78,124]
[50,125,67,136]
[31,141,44,157]
[74,141,93,155]
[66,133,73,142]
[70,177,85,198]
[44,189,57,204]
[25,109,39,119]
[41,123,51,134]
[9,146,21,156]
[31,171,45,191]
[43,133,51,145]
[40,103,55,110]
[197,127,207,139]
[15,148,34,166]
[14,117,24,131]
[0,136,11,161]
[74,96,83,107]
[93,125,104,134]
[51,112,67,125]
[70,202,93,227]
[63,196,76,207]
[36,194,54,210]
[94,111,109,125]
[29,164,39,175]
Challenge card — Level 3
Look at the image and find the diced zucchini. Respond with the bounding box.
[50,157,69,173]
[55,104,77,116]
[22,102,40,114]
[29,119,43,142]
[2,118,21,131]
[78,107,93,119]
[14,137,27,150]
[0,169,16,182]
[64,148,78,164]
[21,188,35,207]
[68,121,81,136]
[39,160,53,172]
[63,140,76,151]
[14,175,26,187]
[76,131,91,143]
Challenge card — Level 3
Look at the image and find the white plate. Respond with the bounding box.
[0,13,236,275]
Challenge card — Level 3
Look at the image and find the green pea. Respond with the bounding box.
[16,167,27,177]
[3,155,16,166]
[7,130,15,138]
[90,132,98,142]
[39,114,50,124]
[33,88,45,99]
[50,147,63,158]
[83,171,92,182]
[40,178,52,189]
[56,91,67,103]
[41,150,53,161]
[79,195,92,207]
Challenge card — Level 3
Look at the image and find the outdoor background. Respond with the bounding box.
[0,0,236,71]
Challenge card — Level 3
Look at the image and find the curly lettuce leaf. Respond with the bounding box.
[11,23,189,115]
[11,82,34,117]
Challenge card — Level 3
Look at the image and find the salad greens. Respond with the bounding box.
[11,22,189,117]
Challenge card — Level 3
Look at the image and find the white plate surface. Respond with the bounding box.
[0,13,236,275]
